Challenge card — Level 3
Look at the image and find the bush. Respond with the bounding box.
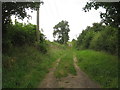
[38,42,47,54]
[76,23,118,55]
[10,22,36,46]
[90,26,118,54]
[3,21,48,54]
[3,22,36,50]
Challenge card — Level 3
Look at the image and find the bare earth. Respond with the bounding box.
[38,58,60,88]
[38,56,100,88]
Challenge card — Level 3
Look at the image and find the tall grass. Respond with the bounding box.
[54,48,76,78]
[3,43,64,88]
[76,50,118,88]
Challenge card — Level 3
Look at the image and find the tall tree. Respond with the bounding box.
[53,20,70,44]
[2,1,44,51]
[2,1,43,38]
[83,1,120,28]
[83,1,119,56]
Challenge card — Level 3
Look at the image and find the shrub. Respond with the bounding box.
[3,21,48,54]
[90,26,118,54]
[10,22,36,46]
[76,23,118,55]
[38,42,47,54]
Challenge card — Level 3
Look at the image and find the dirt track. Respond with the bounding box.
[38,56,100,88]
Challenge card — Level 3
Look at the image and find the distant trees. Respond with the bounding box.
[76,23,118,55]
[53,20,70,44]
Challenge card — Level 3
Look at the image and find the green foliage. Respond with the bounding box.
[3,21,48,54]
[35,41,47,54]
[3,22,35,52]
[76,50,118,88]
[54,48,76,78]
[90,26,118,54]
[2,2,43,25]
[53,20,70,44]
[83,2,120,28]
[11,22,36,46]
[71,39,77,48]
[76,23,118,55]
[2,1,45,53]
[3,42,64,88]
[76,23,101,49]
[35,32,48,53]
[2,2,44,41]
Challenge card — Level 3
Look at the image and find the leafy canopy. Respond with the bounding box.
[53,20,70,44]
[2,1,43,25]
[76,23,118,55]
[83,1,120,28]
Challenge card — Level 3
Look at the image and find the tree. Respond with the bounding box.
[2,2,43,24]
[76,22,118,55]
[53,20,70,44]
[83,1,120,28]
[2,1,44,52]
[76,23,103,49]
[2,1,43,37]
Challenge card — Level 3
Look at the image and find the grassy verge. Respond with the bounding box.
[54,48,76,78]
[76,50,118,88]
[3,43,64,88]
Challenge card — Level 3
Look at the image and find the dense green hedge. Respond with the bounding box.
[76,23,118,55]
[3,21,47,53]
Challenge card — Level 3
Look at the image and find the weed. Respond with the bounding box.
[76,50,118,88]
[3,43,64,88]
[54,48,76,78]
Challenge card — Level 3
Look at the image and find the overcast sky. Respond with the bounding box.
[12,0,105,41]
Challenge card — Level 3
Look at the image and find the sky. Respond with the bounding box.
[11,0,106,41]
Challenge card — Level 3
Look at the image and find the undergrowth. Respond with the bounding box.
[54,48,76,78]
[76,50,118,88]
[2,42,64,88]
